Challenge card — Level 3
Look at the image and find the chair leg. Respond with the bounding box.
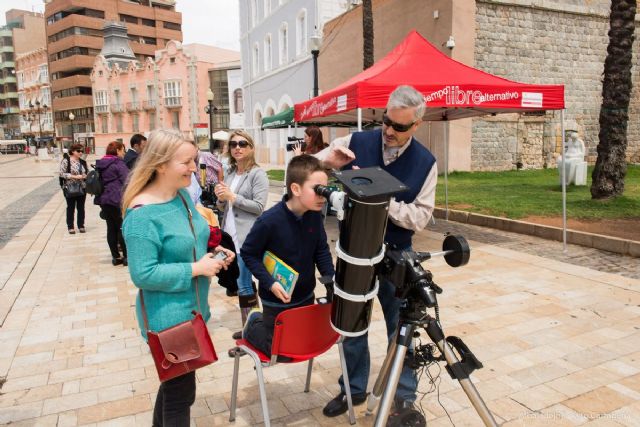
[253,359,271,427]
[338,339,356,425]
[304,358,314,392]
[229,350,241,422]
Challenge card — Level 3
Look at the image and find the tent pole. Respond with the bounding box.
[444,118,449,221]
[357,108,362,131]
[561,110,567,252]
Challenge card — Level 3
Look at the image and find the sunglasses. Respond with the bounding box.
[382,113,417,133]
[229,140,250,149]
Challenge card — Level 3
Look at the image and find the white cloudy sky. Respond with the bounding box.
[0,0,241,51]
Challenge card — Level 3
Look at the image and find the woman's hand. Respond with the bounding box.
[270,282,291,303]
[292,142,303,156]
[214,182,236,203]
[213,246,235,268]
[192,253,225,277]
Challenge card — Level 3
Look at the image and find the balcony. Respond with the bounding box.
[94,105,109,114]
[110,103,125,113]
[164,97,181,108]
[126,101,141,112]
[142,99,156,110]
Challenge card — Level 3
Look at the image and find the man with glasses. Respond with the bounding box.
[317,85,437,422]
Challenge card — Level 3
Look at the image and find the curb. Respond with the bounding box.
[433,208,640,258]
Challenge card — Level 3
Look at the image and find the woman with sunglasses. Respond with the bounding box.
[215,130,269,337]
[59,144,88,234]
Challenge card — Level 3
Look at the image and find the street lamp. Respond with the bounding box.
[68,112,75,148]
[205,88,216,152]
[34,100,47,144]
[309,34,322,97]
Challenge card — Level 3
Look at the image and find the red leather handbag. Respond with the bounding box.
[140,193,218,382]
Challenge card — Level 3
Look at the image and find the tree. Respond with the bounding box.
[591,0,637,199]
[362,0,374,69]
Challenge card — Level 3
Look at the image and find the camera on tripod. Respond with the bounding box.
[286,136,306,152]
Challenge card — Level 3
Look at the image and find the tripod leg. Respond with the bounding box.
[366,330,398,414]
[426,319,498,427]
[373,323,415,427]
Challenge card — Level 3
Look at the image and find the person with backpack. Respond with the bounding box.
[95,141,130,265]
[59,144,88,234]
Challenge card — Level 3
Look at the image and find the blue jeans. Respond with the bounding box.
[237,254,254,296]
[338,276,418,403]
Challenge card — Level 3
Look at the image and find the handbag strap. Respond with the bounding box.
[139,191,200,332]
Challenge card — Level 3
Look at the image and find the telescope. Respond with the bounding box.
[314,167,497,427]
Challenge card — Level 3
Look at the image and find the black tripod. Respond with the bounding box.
[367,249,498,426]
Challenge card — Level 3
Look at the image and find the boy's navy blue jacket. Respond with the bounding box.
[240,197,335,305]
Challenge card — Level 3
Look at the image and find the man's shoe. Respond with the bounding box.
[322,392,367,417]
[112,257,124,266]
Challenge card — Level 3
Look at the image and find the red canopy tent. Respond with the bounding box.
[295,30,564,124]
[295,30,574,251]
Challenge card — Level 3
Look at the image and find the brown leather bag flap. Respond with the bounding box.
[157,319,201,364]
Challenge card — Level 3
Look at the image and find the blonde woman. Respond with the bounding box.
[215,130,269,337]
[121,129,234,425]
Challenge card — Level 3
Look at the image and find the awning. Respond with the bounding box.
[261,107,294,129]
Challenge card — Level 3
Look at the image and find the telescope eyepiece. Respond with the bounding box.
[314,184,334,199]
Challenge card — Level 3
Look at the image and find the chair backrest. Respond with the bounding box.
[271,303,338,360]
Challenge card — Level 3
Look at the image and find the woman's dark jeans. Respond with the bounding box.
[65,194,86,229]
[101,205,126,258]
[152,371,196,427]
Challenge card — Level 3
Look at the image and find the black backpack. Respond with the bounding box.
[85,164,103,196]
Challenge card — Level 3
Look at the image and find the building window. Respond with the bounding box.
[163,21,181,31]
[116,115,123,133]
[171,111,180,129]
[16,72,23,89]
[94,90,108,106]
[41,87,51,106]
[38,65,49,83]
[279,23,288,65]
[163,81,181,106]
[264,0,271,17]
[149,111,156,130]
[234,88,243,114]
[141,18,155,27]
[251,0,258,27]
[132,114,139,132]
[119,14,138,24]
[101,116,108,133]
[264,34,272,72]
[296,9,307,56]
[130,87,138,105]
[252,43,259,77]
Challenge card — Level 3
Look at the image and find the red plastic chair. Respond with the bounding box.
[229,302,356,426]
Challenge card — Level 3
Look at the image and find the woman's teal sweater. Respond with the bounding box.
[122,189,211,340]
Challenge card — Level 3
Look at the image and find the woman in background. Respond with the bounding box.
[292,125,328,156]
[95,141,129,265]
[59,144,88,234]
[216,130,269,338]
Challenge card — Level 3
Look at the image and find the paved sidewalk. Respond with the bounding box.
[0,156,639,426]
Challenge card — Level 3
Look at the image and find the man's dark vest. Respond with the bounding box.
[345,129,435,248]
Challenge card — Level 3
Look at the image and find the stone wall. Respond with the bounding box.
[472,0,640,170]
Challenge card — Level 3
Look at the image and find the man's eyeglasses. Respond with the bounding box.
[382,113,417,133]
[229,140,250,149]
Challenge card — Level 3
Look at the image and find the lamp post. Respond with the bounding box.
[34,100,47,145]
[206,88,216,152]
[68,112,75,148]
[309,34,322,97]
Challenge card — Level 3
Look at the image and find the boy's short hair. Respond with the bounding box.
[286,154,326,198]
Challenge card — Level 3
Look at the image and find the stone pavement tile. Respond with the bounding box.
[485,397,530,423]
[42,390,98,416]
[546,366,626,399]
[79,368,146,392]
[511,383,570,411]
[506,358,582,389]
[0,400,43,424]
[0,383,62,407]
[75,395,151,425]
[564,385,636,417]
[0,373,49,393]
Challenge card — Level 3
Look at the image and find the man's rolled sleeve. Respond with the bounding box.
[388,164,438,232]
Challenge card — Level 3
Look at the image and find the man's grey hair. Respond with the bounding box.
[386,85,426,121]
